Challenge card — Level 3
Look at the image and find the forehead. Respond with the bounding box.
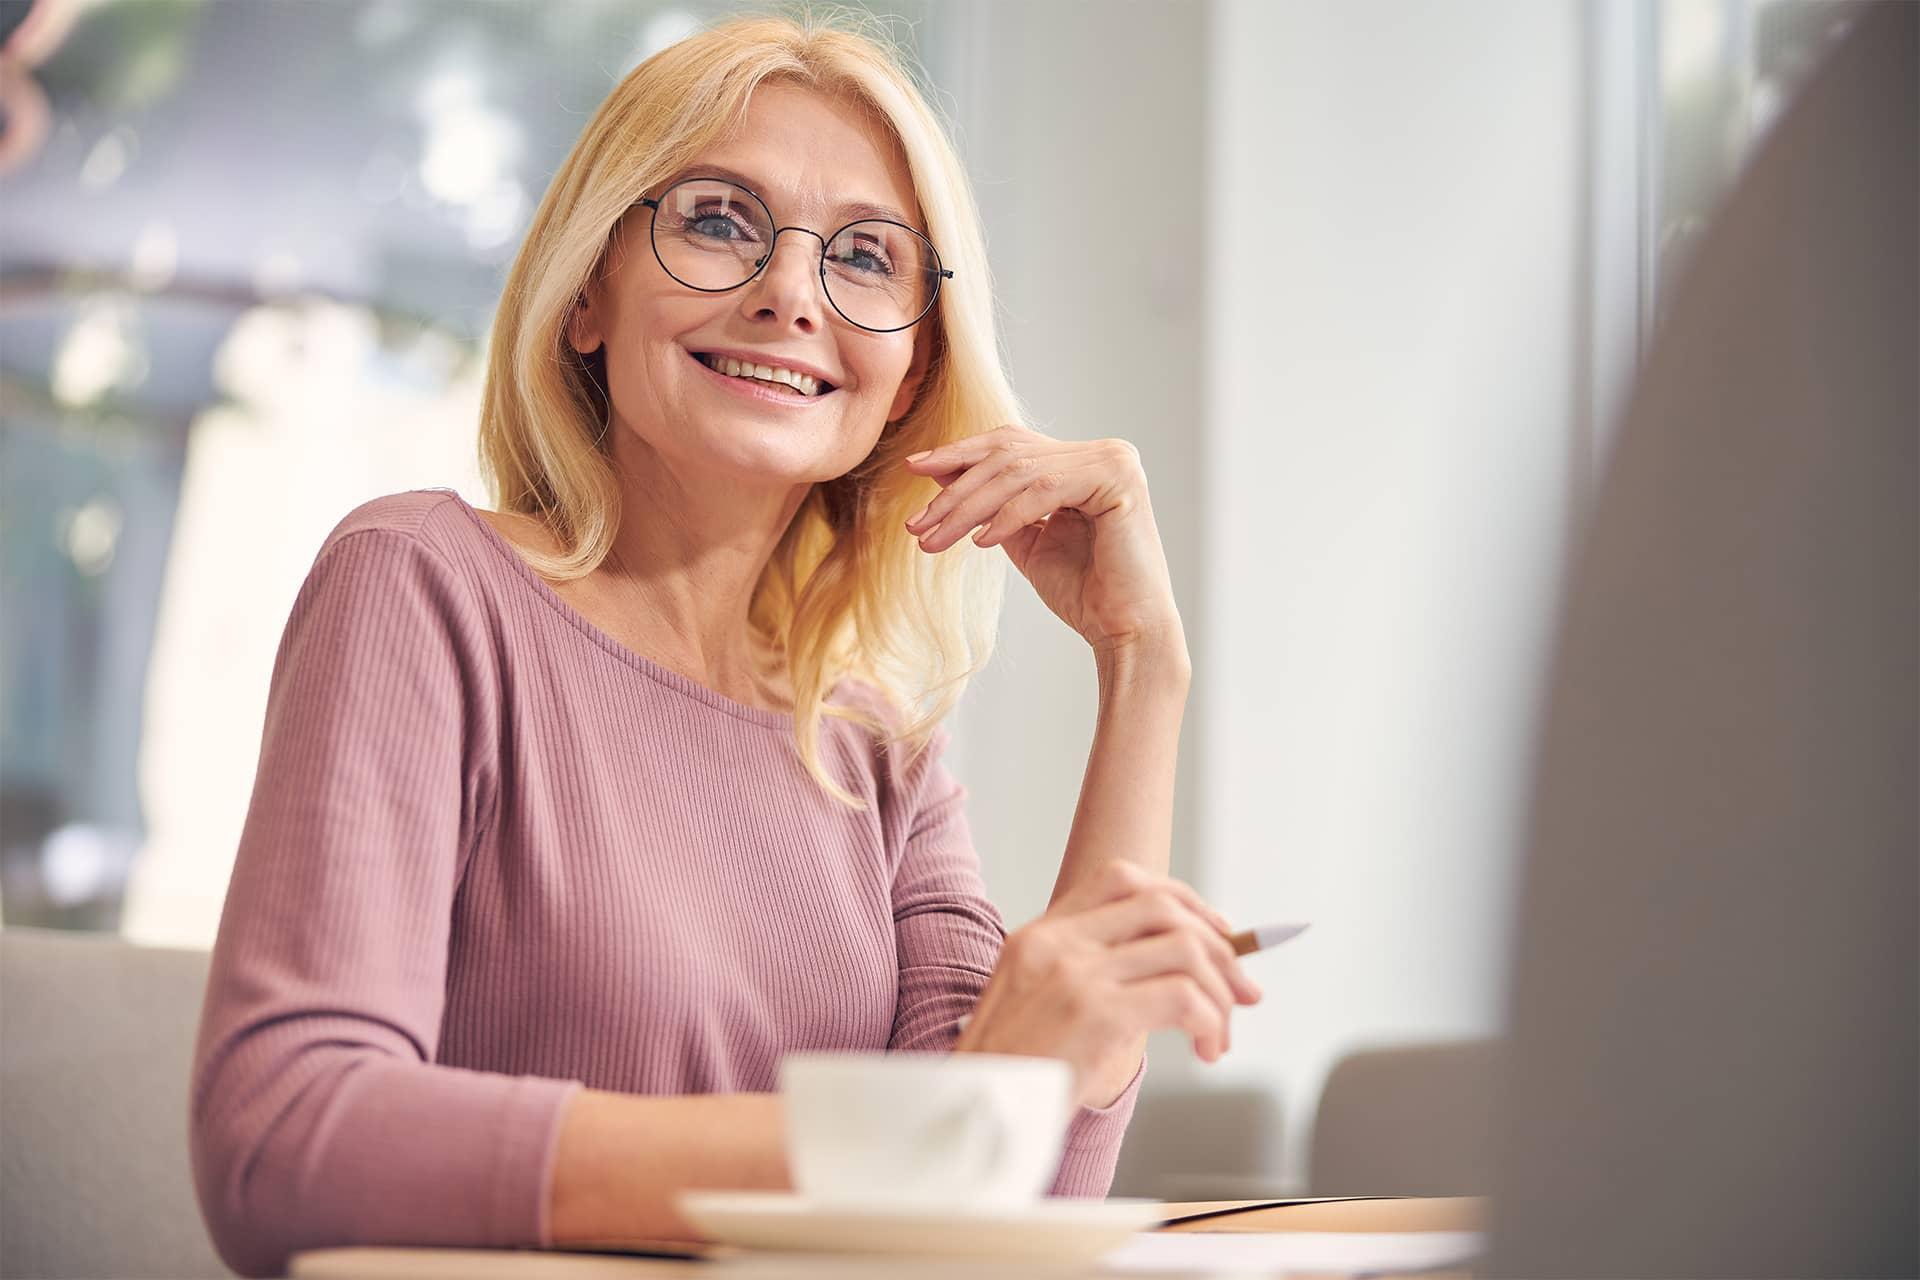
[673,82,923,229]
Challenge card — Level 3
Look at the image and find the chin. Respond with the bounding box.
[700,433,860,489]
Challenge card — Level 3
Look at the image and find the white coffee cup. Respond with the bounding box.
[779,1051,1074,1209]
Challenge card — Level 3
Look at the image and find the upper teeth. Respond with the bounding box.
[699,354,824,397]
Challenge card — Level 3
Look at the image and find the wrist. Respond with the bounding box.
[1094,633,1192,697]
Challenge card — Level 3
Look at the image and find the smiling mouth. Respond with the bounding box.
[691,351,837,397]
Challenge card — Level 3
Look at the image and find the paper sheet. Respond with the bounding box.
[1099,1230,1483,1276]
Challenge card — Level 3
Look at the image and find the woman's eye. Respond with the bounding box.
[835,241,893,276]
[690,213,743,239]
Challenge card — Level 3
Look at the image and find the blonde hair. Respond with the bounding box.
[477,7,1017,807]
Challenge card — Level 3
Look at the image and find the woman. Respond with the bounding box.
[189,12,1260,1277]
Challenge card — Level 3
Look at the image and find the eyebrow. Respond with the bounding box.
[666,163,920,230]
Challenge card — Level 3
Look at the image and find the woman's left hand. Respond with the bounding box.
[903,426,1184,656]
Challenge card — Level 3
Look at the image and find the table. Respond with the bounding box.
[290,1197,1485,1279]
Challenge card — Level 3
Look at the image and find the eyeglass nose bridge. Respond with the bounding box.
[747,224,829,279]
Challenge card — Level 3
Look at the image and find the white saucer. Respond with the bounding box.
[676,1191,1163,1263]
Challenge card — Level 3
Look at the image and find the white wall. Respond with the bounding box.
[1200,0,1586,1188]
[928,0,1210,930]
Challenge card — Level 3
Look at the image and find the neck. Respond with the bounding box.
[600,434,813,698]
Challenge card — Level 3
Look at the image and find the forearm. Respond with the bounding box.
[1047,637,1192,1105]
[1049,638,1193,908]
[547,1089,790,1245]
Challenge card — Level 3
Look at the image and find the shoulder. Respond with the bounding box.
[319,488,485,565]
[306,487,522,603]
[288,489,510,643]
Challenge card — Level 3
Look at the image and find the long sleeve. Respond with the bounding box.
[881,725,1144,1198]
[188,527,579,1279]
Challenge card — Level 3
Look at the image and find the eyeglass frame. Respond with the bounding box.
[635,176,953,334]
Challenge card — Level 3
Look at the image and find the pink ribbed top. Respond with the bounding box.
[188,489,1142,1278]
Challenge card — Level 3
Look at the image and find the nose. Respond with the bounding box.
[739,226,827,332]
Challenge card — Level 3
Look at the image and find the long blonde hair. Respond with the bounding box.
[477,7,1017,807]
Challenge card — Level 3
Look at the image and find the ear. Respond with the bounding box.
[885,327,933,423]
[567,288,605,356]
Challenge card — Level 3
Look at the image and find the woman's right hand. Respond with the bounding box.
[954,861,1263,1107]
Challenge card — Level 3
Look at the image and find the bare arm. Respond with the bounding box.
[902,430,1225,1110]
[1045,638,1193,1106]
[546,1090,790,1245]
[1051,639,1193,906]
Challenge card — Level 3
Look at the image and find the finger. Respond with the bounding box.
[1127,973,1229,1063]
[916,467,969,491]
[905,446,1030,537]
[1074,866,1237,940]
[903,425,1035,474]
[1076,889,1261,1004]
[970,461,1110,548]
[923,457,1093,553]
[1078,889,1232,958]
[1108,932,1240,1037]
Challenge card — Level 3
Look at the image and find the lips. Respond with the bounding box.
[689,349,838,396]
[686,347,837,406]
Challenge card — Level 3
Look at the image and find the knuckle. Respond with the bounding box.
[1030,468,1067,493]
[1025,929,1070,976]
[1106,439,1142,467]
[1148,881,1185,909]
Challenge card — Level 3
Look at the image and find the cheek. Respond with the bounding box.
[850,336,915,398]
[601,297,692,388]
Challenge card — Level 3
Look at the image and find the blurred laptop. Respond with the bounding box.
[1485,5,1916,1277]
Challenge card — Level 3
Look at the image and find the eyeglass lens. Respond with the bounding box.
[649,179,940,331]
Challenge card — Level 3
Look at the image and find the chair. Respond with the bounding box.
[0,927,230,1278]
[1108,1082,1287,1200]
[1309,1040,1501,1197]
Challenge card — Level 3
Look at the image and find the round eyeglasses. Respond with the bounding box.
[637,177,951,333]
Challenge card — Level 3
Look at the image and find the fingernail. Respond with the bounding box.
[907,503,929,526]
[906,450,931,463]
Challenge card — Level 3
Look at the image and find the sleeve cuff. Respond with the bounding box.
[498,1076,585,1250]
[1049,1054,1146,1198]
